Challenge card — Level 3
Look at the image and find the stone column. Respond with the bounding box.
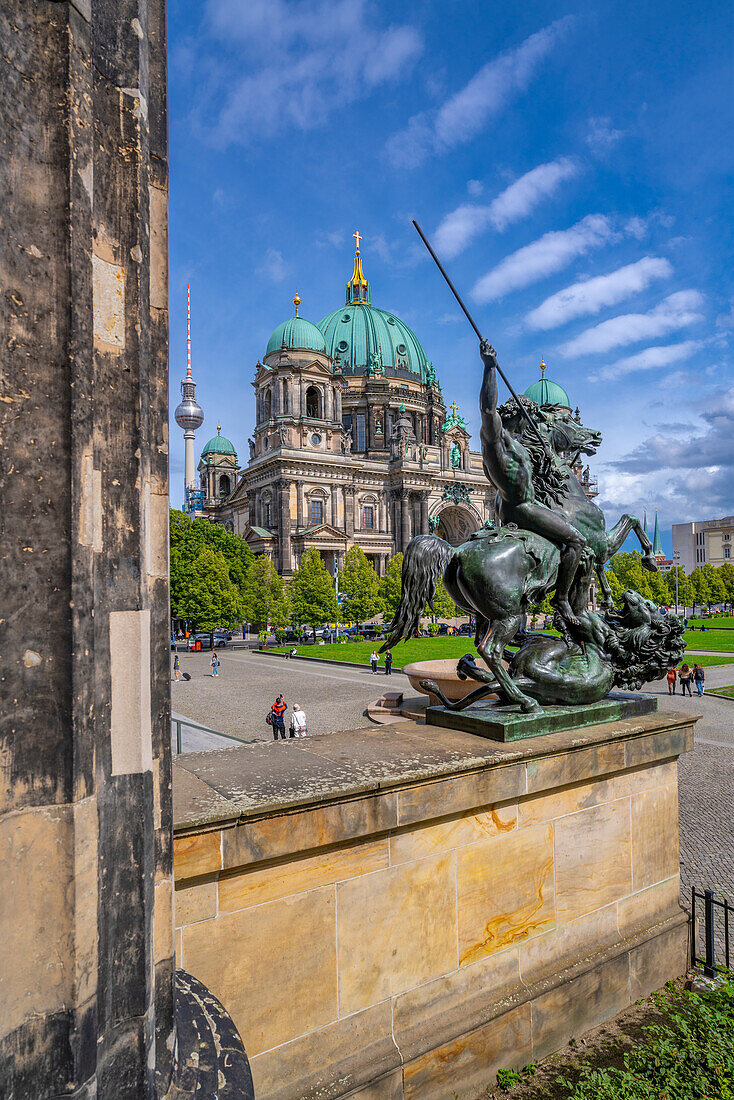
[331,487,339,528]
[419,492,430,535]
[278,479,292,573]
[335,385,342,422]
[345,485,356,537]
[296,480,304,529]
[325,386,333,422]
[401,490,412,552]
[0,3,252,1096]
[300,376,307,417]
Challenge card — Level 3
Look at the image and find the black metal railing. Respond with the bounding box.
[691,888,732,976]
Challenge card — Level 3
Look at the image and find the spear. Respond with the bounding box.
[412,219,552,457]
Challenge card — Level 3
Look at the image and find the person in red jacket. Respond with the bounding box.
[666,667,677,695]
[271,694,287,740]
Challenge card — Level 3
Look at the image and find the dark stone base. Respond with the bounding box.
[165,970,254,1099]
[426,691,658,742]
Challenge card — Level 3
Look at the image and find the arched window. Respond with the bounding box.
[263,388,271,420]
[219,474,230,497]
[281,378,289,413]
[306,385,320,419]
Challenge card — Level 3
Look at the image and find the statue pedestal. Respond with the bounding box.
[427,691,658,742]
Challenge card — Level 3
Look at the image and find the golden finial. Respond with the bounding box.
[292,292,301,316]
[540,359,547,376]
[217,424,221,433]
[353,230,362,253]
[450,401,459,417]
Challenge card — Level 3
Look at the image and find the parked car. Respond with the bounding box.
[214,629,233,641]
[457,623,474,636]
[436,623,451,636]
[187,633,228,651]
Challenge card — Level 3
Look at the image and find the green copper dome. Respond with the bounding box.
[201,427,237,458]
[266,296,327,357]
[317,247,432,382]
[525,363,570,408]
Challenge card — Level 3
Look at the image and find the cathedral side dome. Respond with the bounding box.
[317,242,432,382]
[201,426,237,459]
[266,295,327,356]
[524,361,570,408]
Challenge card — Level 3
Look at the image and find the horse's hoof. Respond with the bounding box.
[520,700,540,713]
[641,555,658,572]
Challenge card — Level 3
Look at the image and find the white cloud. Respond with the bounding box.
[384,18,573,168]
[526,257,673,330]
[467,179,483,197]
[589,340,701,381]
[204,0,423,146]
[257,248,288,282]
[434,158,580,260]
[586,116,626,154]
[471,214,615,303]
[558,290,705,357]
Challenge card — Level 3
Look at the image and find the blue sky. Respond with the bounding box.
[168,0,734,555]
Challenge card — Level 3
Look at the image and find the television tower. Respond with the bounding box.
[174,284,204,506]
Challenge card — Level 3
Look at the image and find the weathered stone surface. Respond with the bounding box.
[390,805,516,865]
[349,1071,404,1099]
[629,915,688,1001]
[219,837,389,912]
[617,875,681,938]
[393,948,521,1063]
[613,758,677,798]
[631,784,680,892]
[526,740,625,794]
[223,793,397,868]
[172,762,238,830]
[182,886,337,1057]
[403,1004,533,1100]
[173,830,222,880]
[520,904,619,984]
[530,952,630,1061]
[517,775,615,828]
[248,1002,398,1100]
[397,764,526,826]
[554,801,632,923]
[457,825,555,966]
[174,878,218,928]
[337,853,457,1016]
[625,723,693,768]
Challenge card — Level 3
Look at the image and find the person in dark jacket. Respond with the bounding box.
[693,663,705,696]
[271,694,287,740]
[384,649,393,676]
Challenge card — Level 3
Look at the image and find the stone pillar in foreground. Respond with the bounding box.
[0,4,250,1097]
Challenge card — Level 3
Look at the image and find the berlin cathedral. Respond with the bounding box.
[182,237,597,579]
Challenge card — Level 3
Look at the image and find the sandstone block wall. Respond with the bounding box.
[173,719,691,1099]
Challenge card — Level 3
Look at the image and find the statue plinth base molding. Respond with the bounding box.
[427,690,657,742]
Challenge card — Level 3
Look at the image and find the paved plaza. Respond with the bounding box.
[171,649,734,910]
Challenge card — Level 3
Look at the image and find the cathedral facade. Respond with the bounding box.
[197,240,595,579]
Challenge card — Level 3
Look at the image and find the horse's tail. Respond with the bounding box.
[380,535,455,652]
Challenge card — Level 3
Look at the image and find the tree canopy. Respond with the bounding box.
[242,554,290,629]
[378,552,403,623]
[170,509,253,628]
[339,545,381,627]
[289,549,338,635]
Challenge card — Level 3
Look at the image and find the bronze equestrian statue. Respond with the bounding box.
[382,341,684,714]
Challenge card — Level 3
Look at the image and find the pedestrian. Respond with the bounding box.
[270,694,287,740]
[693,663,705,697]
[384,649,393,676]
[210,652,220,677]
[289,703,308,738]
[666,667,676,695]
[370,649,379,674]
[678,663,693,697]
[173,654,180,682]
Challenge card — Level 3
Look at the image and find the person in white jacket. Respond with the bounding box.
[289,704,308,738]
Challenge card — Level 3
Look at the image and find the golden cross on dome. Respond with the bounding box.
[450,401,459,417]
[540,359,547,375]
[353,230,362,252]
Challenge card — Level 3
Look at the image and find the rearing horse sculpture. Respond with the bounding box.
[382,343,661,713]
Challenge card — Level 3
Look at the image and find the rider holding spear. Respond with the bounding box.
[413,221,588,625]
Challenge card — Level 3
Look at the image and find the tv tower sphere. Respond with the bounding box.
[174,387,204,431]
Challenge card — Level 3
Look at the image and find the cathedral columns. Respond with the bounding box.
[300,376,307,417]
[278,479,292,573]
[296,480,304,529]
[379,497,387,533]
[418,491,430,535]
[335,386,342,423]
[344,485,356,537]
[331,488,339,528]
[400,489,411,552]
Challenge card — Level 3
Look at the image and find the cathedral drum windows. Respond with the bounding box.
[310,498,324,526]
[306,385,321,419]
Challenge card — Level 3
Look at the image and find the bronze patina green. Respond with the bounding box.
[427,691,658,742]
[383,341,687,717]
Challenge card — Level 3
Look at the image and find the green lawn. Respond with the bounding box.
[688,614,734,629]
[683,629,734,651]
[270,637,734,669]
[708,684,734,698]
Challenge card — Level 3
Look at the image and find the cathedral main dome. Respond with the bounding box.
[317,246,432,383]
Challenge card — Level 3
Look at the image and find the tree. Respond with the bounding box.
[170,509,253,622]
[689,567,710,613]
[177,546,244,631]
[665,566,692,613]
[647,570,670,607]
[425,576,457,622]
[608,551,653,600]
[289,549,338,638]
[603,568,625,607]
[702,564,727,607]
[377,552,403,623]
[718,563,734,603]
[242,555,290,629]
[339,545,380,629]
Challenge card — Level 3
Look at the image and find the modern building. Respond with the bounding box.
[672,515,734,572]
[197,240,596,578]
